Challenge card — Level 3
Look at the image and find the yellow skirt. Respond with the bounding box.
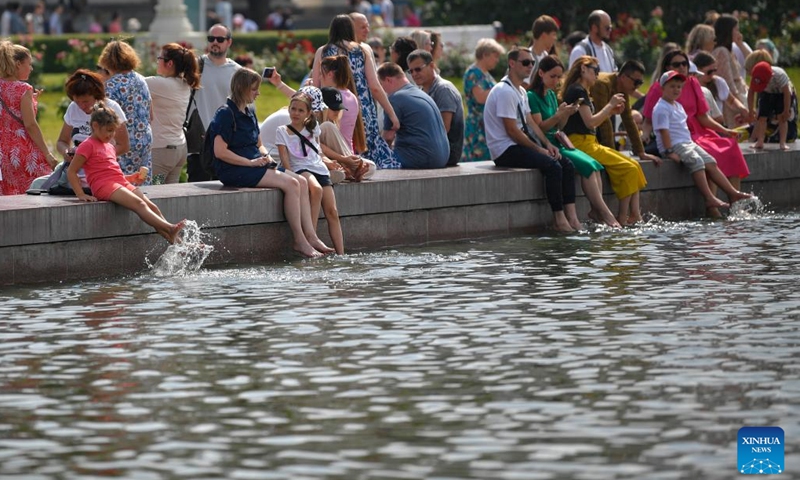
[569,133,647,199]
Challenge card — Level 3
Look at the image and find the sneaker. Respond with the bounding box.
[329,169,346,184]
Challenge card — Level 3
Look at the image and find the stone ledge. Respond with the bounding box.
[1,147,798,285]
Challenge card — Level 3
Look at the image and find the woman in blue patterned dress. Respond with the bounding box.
[98,40,153,184]
[462,38,505,162]
[312,15,401,169]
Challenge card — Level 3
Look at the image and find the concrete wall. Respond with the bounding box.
[1,149,799,286]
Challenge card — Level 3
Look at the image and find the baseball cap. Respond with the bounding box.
[659,70,686,87]
[688,61,701,76]
[750,61,773,93]
[298,86,325,112]
[320,87,348,111]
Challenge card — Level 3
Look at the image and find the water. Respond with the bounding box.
[1,212,799,479]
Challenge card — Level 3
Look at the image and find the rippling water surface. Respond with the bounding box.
[1,213,799,479]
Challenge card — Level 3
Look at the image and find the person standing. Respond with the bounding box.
[189,24,241,181]
[569,10,616,73]
[98,40,153,184]
[484,47,581,232]
[376,62,449,169]
[462,38,504,162]
[0,41,56,195]
[146,44,200,184]
[407,49,463,166]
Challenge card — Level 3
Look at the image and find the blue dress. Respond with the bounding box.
[211,99,269,188]
[105,71,153,184]
[324,44,401,169]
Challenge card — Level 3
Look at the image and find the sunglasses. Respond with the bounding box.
[407,64,429,74]
[670,60,689,68]
[207,35,230,43]
[587,65,600,74]
[625,74,644,87]
[517,59,534,67]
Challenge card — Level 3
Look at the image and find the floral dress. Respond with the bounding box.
[105,71,153,183]
[462,64,496,162]
[324,44,401,169]
[0,79,52,195]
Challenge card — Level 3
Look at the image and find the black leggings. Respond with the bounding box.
[494,144,575,212]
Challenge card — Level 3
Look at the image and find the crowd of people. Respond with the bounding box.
[0,9,795,252]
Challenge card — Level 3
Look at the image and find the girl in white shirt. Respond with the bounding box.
[145,43,200,183]
[276,93,344,254]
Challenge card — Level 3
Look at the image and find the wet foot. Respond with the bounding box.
[553,218,574,233]
[166,219,187,244]
[309,237,335,254]
[587,209,602,223]
[706,197,730,209]
[729,190,753,203]
[706,206,722,218]
[628,214,643,225]
[294,242,324,259]
[568,217,583,231]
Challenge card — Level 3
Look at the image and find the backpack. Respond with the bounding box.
[200,105,237,179]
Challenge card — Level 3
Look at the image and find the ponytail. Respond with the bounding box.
[160,43,200,89]
[0,40,31,79]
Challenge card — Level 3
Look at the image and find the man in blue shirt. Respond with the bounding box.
[377,62,449,169]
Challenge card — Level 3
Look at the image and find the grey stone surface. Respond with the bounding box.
[2,149,799,285]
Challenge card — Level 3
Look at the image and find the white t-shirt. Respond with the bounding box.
[702,86,723,120]
[145,75,191,148]
[569,38,616,72]
[484,77,528,160]
[259,108,290,157]
[63,98,127,146]
[275,124,328,176]
[652,98,693,152]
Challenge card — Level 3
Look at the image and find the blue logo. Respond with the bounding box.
[738,426,784,474]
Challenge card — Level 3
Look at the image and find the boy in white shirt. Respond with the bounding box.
[653,71,752,212]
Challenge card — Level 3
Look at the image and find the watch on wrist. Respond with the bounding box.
[663,148,674,155]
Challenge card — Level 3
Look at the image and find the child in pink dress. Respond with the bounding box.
[67,102,185,244]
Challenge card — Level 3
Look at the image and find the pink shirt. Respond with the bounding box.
[75,137,128,192]
[338,88,360,151]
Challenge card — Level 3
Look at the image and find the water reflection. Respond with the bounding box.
[1,214,799,479]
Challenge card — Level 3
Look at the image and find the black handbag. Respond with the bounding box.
[184,55,205,155]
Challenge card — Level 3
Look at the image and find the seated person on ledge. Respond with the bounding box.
[376,62,450,169]
[653,71,752,215]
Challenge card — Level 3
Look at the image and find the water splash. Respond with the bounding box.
[148,220,214,277]
[728,195,770,220]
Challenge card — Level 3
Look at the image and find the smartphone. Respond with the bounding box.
[262,67,275,79]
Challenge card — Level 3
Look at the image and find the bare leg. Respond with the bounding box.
[616,195,632,226]
[109,187,184,244]
[283,171,335,254]
[564,203,582,230]
[321,186,344,254]
[728,176,741,191]
[300,172,323,230]
[752,117,767,149]
[256,170,322,258]
[581,173,620,227]
[779,120,789,150]
[705,163,752,203]
[553,210,574,233]
[628,191,642,224]
[691,169,729,208]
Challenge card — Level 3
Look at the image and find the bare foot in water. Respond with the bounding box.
[166,219,187,244]
[628,213,643,225]
[568,217,583,231]
[706,197,730,209]
[308,237,335,254]
[554,217,574,233]
[729,190,753,203]
[294,242,324,259]
[706,206,722,218]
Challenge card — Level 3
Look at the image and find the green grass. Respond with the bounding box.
[35,68,800,145]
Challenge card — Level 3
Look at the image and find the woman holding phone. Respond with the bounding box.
[529,55,619,227]
[561,56,648,226]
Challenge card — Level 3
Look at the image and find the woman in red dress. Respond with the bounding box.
[0,41,57,195]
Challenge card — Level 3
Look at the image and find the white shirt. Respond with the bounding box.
[145,76,191,148]
[275,124,328,176]
[652,98,693,152]
[569,38,616,72]
[195,57,242,130]
[484,77,529,160]
[259,108,290,156]
[702,86,723,120]
[63,98,127,146]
